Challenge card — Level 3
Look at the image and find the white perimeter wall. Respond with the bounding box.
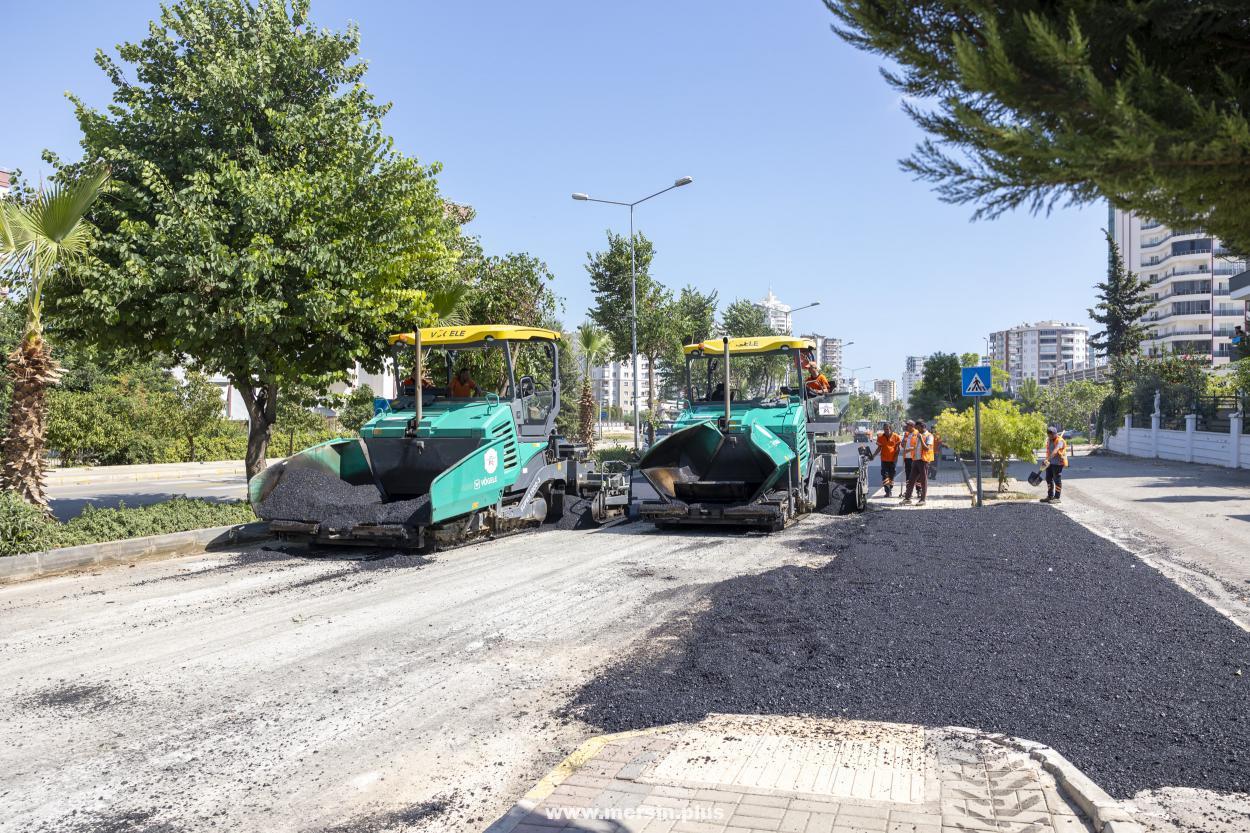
[1106,418,1248,468]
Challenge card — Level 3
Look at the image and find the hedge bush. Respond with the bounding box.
[0,492,257,557]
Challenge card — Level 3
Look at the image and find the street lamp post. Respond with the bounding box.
[573,176,693,451]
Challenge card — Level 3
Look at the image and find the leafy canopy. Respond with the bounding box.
[48,0,460,472]
[827,1,1250,252]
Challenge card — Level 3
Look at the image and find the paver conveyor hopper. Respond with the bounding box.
[636,336,868,530]
[248,326,627,550]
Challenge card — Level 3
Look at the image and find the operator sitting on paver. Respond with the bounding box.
[873,423,901,497]
[902,420,933,506]
[1041,426,1069,504]
[803,360,830,394]
[450,367,479,398]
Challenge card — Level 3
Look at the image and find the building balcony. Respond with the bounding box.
[1231,269,1250,301]
[1139,229,1204,249]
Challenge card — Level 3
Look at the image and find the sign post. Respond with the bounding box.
[961,366,992,507]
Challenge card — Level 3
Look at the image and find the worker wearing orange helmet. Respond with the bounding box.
[803,359,830,394]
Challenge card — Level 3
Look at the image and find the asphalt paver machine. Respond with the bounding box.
[249,326,627,550]
[635,336,868,530]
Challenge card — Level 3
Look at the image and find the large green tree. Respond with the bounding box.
[49,0,459,477]
[586,231,676,421]
[1089,236,1152,363]
[827,2,1250,252]
[908,352,963,420]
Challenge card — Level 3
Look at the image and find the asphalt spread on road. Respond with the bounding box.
[567,504,1250,798]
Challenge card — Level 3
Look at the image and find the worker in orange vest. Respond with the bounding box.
[902,419,933,505]
[873,423,902,497]
[1041,426,1069,503]
[803,360,830,394]
[900,420,917,492]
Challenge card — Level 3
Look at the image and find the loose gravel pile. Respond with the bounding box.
[568,504,1250,798]
[256,466,429,529]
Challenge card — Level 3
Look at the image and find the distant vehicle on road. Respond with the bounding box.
[852,420,873,443]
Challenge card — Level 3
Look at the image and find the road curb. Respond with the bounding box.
[947,727,1143,833]
[484,726,669,833]
[0,522,271,584]
[45,459,283,487]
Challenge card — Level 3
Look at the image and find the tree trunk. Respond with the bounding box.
[240,382,278,480]
[1,334,61,513]
[578,379,596,452]
[646,352,658,445]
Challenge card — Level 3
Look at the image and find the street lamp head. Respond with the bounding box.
[571,193,589,201]
[809,300,821,307]
[674,176,694,187]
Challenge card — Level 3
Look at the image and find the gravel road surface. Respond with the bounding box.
[569,504,1250,799]
[0,521,828,833]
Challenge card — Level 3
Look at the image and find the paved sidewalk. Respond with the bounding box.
[488,714,1123,833]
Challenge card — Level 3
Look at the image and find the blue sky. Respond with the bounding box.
[3,0,1106,384]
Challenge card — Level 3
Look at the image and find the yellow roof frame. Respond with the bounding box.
[389,325,562,347]
[683,336,815,356]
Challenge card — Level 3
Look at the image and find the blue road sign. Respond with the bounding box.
[962,366,992,397]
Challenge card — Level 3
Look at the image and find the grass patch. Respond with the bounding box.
[0,492,256,557]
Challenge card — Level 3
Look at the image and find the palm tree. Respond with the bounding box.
[576,324,610,450]
[0,167,109,511]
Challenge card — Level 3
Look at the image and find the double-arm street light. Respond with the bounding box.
[573,176,693,451]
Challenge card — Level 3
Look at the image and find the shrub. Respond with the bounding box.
[0,493,256,557]
[0,492,64,556]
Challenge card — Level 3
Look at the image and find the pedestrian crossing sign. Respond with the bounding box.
[962,366,992,397]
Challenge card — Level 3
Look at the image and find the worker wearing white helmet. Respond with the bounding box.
[1041,426,1069,504]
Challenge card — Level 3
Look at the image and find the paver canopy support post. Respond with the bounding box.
[974,397,983,508]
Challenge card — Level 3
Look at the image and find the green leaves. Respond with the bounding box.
[828,1,1250,251]
[48,0,460,470]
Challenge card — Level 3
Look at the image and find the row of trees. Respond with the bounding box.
[1,0,580,511]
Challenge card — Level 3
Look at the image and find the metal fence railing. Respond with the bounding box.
[1132,395,1246,433]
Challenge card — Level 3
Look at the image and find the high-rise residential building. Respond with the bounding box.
[873,379,897,406]
[591,356,656,415]
[756,289,793,335]
[988,321,1089,388]
[801,333,843,379]
[1110,207,1247,365]
[900,355,926,407]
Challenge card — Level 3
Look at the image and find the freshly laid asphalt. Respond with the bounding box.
[568,503,1250,799]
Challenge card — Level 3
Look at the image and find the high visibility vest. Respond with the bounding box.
[919,431,935,463]
[876,432,901,462]
[1047,435,1069,467]
[903,430,920,460]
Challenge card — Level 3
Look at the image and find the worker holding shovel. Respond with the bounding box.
[1039,426,1069,503]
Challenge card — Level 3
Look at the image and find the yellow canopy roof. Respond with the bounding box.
[389,325,562,347]
[683,336,816,356]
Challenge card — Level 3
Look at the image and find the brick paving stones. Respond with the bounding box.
[486,715,1102,833]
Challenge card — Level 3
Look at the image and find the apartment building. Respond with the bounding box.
[900,356,926,407]
[873,379,897,406]
[1109,208,1247,365]
[591,356,657,415]
[988,321,1089,387]
[756,289,793,335]
[801,332,843,378]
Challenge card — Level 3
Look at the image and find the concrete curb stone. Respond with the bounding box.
[0,522,271,583]
[45,458,283,487]
[946,727,1143,833]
